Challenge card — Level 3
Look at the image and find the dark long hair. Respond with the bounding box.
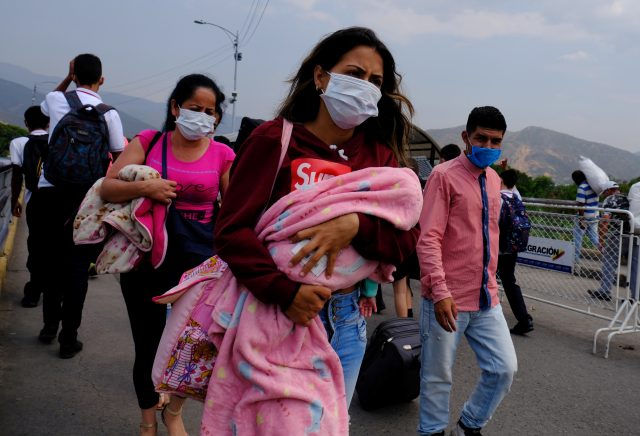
[277,27,414,165]
[163,74,226,131]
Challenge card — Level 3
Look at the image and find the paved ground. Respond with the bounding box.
[1,217,640,435]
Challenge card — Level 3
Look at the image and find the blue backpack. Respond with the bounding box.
[499,193,531,253]
[44,91,113,190]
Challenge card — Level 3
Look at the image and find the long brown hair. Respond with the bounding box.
[277,27,414,165]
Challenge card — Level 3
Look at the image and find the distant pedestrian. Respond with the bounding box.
[31,54,125,358]
[572,170,599,265]
[416,106,517,436]
[498,169,534,335]
[9,106,49,308]
[392,157,423,318]
[100,73,233,435]
[588,181,628,302]
[439,143,461,163]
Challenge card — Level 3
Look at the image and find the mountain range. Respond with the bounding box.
[0,62,239,136]
[428,126,640,184]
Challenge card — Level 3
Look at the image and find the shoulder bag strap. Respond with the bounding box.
[144,131,163,162]
[161,131,169,180]
[260,119,293,217]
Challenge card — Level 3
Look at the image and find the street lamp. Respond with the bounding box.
[194,19,242,132]
[31,81,57,105]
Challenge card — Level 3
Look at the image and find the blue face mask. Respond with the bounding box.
[467,146,502,168]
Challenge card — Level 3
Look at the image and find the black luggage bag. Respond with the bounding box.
[355,317,421,410]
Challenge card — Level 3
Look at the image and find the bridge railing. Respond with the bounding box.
[0,164,13,252]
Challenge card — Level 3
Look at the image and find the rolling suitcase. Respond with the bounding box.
[355,317,421,410]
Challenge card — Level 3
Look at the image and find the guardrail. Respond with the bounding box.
[514,201,640,358]
[0,165,13,251]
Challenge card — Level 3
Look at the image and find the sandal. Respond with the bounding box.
[161,404,188,436]
[139,422,157,435]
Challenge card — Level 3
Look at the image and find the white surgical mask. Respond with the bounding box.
[320,72,382,130]
[175,107,215,140]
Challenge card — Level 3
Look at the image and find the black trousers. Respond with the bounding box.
[120,251,193,410]
[24,196,48,299]
[497,253,531,324]
[29,187,97,344]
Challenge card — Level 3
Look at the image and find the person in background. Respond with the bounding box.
[32,54,125,358]
[100,74,234,435]
[588,181,628,302]
[497,169,533,335]
[440,143,462,163]
[416,106,517,436]
[9,106,49,308]
[392,157,423,318]
[214,27,419,409]
[572,170,599,266]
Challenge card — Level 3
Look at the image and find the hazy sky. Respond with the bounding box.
[2,0,639,151]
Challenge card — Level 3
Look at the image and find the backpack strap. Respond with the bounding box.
[64,91,113,114]
[64,91,83,110]
[95,103,114,115]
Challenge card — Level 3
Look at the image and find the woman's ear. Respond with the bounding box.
[314,65,328,92]
[170,99,180,118]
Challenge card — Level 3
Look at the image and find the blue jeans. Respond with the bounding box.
[598,233,619,296]
[574,219,599,263]
[318,288,367,408]
[417,299,517,435]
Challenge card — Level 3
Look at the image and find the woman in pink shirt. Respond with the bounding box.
[101,74,234,436]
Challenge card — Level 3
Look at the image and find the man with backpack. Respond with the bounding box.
[30,54,125,358]
[497,169,533,335]
[416,107,517,436]
[10,106,50,308]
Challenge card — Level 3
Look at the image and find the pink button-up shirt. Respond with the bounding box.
[417,154,502,311]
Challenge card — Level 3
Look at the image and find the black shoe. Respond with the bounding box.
[21,282,41,307]
[452,420,483,435]
[38,326,58,344]
[21,296,39,308]
[588,289,612,302]
[88,262,98,277]
[510,319,534,335]
[59,340,83,359]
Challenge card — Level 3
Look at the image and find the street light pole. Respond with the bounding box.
[31,81,57,105]
[194,19,242,132]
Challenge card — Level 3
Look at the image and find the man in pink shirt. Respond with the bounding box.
[416,107,517,436]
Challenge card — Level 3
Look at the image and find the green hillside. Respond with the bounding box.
[0,121,28,157]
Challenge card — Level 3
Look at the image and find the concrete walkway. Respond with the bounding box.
[1,216,640,435]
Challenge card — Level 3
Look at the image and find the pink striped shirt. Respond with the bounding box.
[417,154,502,311]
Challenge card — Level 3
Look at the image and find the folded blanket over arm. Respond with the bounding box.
[73,164,169,274]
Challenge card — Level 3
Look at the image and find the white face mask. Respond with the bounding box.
[175,107,216,140]
[320,72,382,130]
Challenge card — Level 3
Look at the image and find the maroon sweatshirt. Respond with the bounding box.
[214,118,420,310]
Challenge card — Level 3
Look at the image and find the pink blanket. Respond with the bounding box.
[153,166,423,435]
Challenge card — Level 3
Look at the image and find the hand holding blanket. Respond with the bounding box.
[73,164,169,274]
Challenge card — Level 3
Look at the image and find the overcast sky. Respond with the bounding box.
[1,0,639,151]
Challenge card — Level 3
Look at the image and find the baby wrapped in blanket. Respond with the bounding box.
[153,166,423,435]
